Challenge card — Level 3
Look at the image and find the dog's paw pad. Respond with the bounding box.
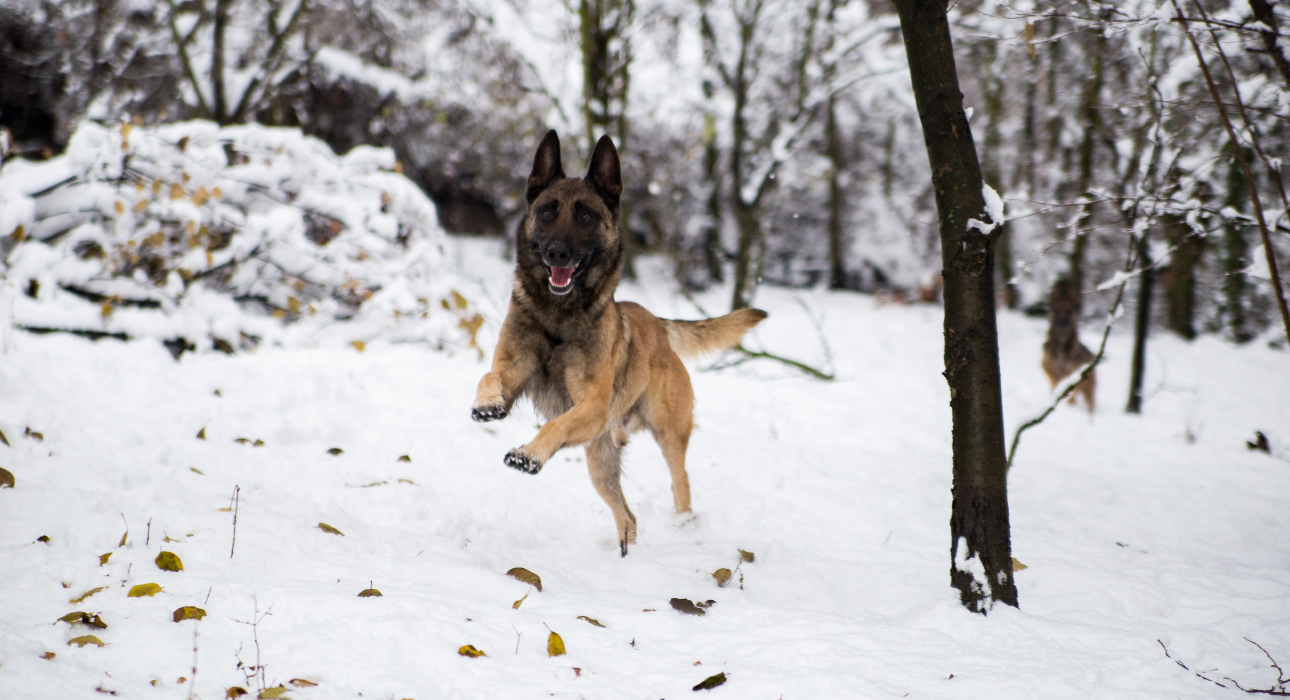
[504,449,542,474]
[472,405,508,423]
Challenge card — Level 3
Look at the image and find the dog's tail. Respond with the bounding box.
[662,308,768,360]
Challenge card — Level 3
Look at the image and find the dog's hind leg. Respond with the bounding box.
[645,358,695,514]
[585,434,637,556]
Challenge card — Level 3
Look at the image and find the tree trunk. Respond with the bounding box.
[1161,214,1202,340]
[1069,19,1107,307]
[1126,229,1153,414]
[728,7,756,311]
[893,0,1017,613]
[980,43,1016,308]
[1222,147,1252,342]
[826,92,847,289]
[701,110,724,284]
[1249,0,1290,90]
[212,0,232,124]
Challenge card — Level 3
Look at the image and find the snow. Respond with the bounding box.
[968,183,1005,236]
[1,240,1289,699]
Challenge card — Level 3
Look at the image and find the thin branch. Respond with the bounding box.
[166,0,211,117]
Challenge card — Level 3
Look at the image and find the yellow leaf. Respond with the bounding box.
[457,644,485,658]
[197,427,206,440]
[226,688,248,698]
[450,290,468,309]
[101,301,113,319]
[357,588,382,597]
[505,567,542,592]
[288,679,317,688]
[253,439,264,447]
[0,467,13,488]
[212,187,222,199]
[258,686,289,699]
[99,552,111,566]
[173,606,206,622]
[10,225,25,242]
[317,523,343,536]
[287,296,300,314]
[712,568,732,587]
[155,551,183,572]
[70,587,106,604]
[693,672,727,691]
[170,183,184,200]
[350,340,366,352]
[67,635,105,648]
[58,612,107,629]
[547,631,565,657]
[152,180,163,195]
[272,309,286,319]
[190,467,204,475]
[133,199,148,213]
[120,122,132,140]
[113,200,125,214]
[1011,557,1028,571]
[738,549,755,563]
[577,615,605,628]
[192,187,210,206]
[512,593,527,609]
[128,583,163,597]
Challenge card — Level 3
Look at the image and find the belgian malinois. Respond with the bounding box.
[1041,277,1096,412]
[471,130,767,555]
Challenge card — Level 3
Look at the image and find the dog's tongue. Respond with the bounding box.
[550,265,576,287]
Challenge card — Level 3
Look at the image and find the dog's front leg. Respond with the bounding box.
[504,358,612,474]
[472,318,536,423]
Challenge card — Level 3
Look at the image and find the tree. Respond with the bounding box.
[892,0,1017,613]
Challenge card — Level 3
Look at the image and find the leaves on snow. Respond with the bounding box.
[512,593,528,610]
[317,523,344,536]
[67,635,106,648]
[58,612,108,629]
[226,688,249,698]
[505,567,542,592]
[738,549,755,563]
[70,587,106,604]
[398,455,411,463]
[36,535,50,544]
[711,568,732,587]
[577,616,605,628]
[1011,557,1028,571]
[196,427,206,440]
[41,652,56,660]
[257,686,290,699]
[24,427,44,442]
[0,467,13,488]
[99,552,112,566]
[693,672,727,691]
[234,438,265,447]
[547,631,566,657]
[458,644,486,657]
[357,588,382,597]
[670,598,715,616]
[0,428,8,446]
[128,583,163,597]
[155,551,183,572]
[173,606,206,622]
[288,679,317,688]
[326,447,343,455]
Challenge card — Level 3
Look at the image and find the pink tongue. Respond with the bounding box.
[550,265,576,287]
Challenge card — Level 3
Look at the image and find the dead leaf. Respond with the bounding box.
[99,552,111,566]
[133,199,148,214]
[197,427,206,440]
[693,672,727,691]
[450,290,468,309]
[67,635,105,648]
[155,551,183,572]
[577,616,605,628]
[0,467,12,488]
[1011,557,1028,571]
[0,428,8,446]
[173,606,206,622]
[113,200,124,215]
[226,688,248,698]
[350,340,366,352]
[357,588,382,597]
[512,593,528,609]
[326,447,343,456]
[128,583,163,597]
[670,598,711,616]
[36,535,50,543]
[397,478,415,485]
[738,549,755,563]
[457,644,485,658]
[254,439,264,447]
[317,523,343,536]
[505,567,542,592]
[288,679,317,688]
[118,522,128,547]
[70,587,106,604]
[58,612,107,629]
[169,183,184,200]
[398,455,411,463]
[258,686,290,699]
[192,187,210,206]
[24,427,43,442]
[547,631,566,657]
[712,568,732,587]
[190,468,204,475]
[234,438,251,445]
[41,652,56,660]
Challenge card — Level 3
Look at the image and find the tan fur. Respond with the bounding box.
[471,131,767,555]
[1042,278,1096,412]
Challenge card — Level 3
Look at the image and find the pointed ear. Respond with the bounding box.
[526,130,565,204]
[585,135,622,211]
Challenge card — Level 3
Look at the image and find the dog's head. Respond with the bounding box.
[515,130,623,301]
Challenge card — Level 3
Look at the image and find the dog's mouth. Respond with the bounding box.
[545,255,591,295]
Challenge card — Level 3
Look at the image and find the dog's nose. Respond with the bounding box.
[544,241,573,266]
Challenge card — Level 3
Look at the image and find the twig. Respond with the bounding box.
[677,286,834,381]
[229,485,240,559]
[146,517,151,546]
[187,622,199,700]
[513,624,522,655]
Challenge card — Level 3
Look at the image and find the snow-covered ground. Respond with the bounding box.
[1,238,1288,699]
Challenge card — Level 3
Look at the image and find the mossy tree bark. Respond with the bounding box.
[893,0,1018,613]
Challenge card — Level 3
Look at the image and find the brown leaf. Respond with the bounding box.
[547,631,566,657]
[512,593,528,610]
[173,606,206,622]
[258,686,289,699]
[67,635,105,648]
[576,615,605,628]
[288,679,317,688]
[155,551,183,572]
[670,598,708,616]
[0,467,14,488]
[457,644,486,658]
[24,427,43,442]
[99,552,111,566]
[318,523,344,536]
[693,672,727,691]
[712,568,732,587]
[357,588,382,597]
[41,652,56,660]
[36,535,50,543]
[738,549,755,563]
[1011,557,1028,571]
[128,583,163,597]
[398,455,411,463]
[0,428,8,446]
[505,567,542,592]
[192,187,210,206]
[196,427,206,440]
[350,340,366,352]
[226,688,249,698]
[70,587,106,604]
[58,612,107,629]
[169,183,184,200]
[326,447,343,455]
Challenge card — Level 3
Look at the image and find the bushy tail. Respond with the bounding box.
[662,308,768,360]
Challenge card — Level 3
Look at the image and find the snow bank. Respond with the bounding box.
[0,120,486,354]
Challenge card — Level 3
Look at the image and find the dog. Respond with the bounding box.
[470,130,767,555]
[1041,277,1096,412]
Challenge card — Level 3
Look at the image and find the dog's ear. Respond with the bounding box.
[585,135,622,211]
[526,130,565,204]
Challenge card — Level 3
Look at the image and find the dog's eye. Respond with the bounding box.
[540,209,554,221]
[579,213,591,224]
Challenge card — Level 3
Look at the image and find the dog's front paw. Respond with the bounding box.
[472,404,508,422]
[504,449,542,474]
